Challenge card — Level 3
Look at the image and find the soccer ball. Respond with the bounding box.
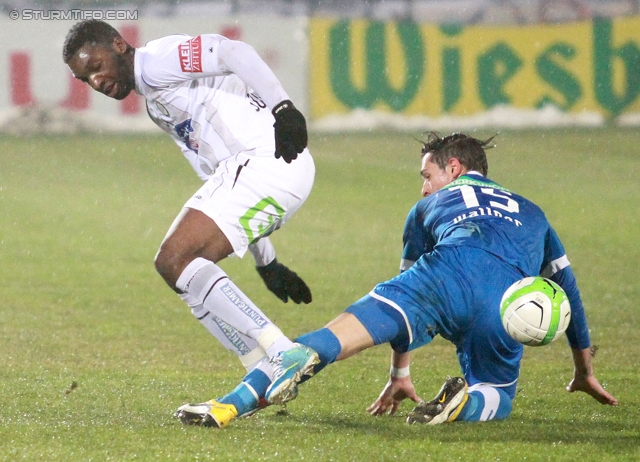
[500,276,571,346]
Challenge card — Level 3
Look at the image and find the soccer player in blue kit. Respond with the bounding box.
[176,132,617,428]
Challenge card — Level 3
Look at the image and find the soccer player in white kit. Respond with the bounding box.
[63,20,320,422]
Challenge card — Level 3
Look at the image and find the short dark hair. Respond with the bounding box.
[62,20,121,63]
[420,132,495,176]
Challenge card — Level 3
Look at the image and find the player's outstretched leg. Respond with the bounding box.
[265,344,320,404]
[406,376,469,425]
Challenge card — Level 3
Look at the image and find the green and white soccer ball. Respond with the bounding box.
[500,276,571,346]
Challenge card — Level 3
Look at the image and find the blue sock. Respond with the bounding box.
[218,369,271,416]
[296,327,342,376]
[456,387,512,421]
[243,368,271,398]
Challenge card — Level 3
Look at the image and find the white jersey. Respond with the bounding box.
[134,34,289,181]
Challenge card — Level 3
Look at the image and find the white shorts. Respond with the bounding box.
[183,150,315,258]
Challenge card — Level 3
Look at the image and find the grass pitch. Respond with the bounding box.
[0,128,638,461]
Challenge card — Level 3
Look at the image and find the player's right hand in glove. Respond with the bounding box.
[256,258,312,304]
[272,100,308,163]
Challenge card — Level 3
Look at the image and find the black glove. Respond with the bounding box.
[256,258,312,304]
[272,100,308,164]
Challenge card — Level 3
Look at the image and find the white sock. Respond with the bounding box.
[176,258,296,359]
[180,293,267,372]
[254,357,274,380]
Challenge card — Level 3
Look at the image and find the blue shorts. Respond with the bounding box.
[346,245,524,398]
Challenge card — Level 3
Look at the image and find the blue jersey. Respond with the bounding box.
[400,173,590,350]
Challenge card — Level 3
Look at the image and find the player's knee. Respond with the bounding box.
[154,245,185,289]
[494,393,513,420]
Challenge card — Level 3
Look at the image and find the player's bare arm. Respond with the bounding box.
[367,351,422,416]
[567,347,618,406]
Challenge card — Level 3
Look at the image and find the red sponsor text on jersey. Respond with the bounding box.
[179,36,203,73]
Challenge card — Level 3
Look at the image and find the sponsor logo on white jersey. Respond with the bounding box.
[178,36,202,73]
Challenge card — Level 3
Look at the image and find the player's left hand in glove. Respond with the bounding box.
[272,100,308,164]
[256,258,312,304]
